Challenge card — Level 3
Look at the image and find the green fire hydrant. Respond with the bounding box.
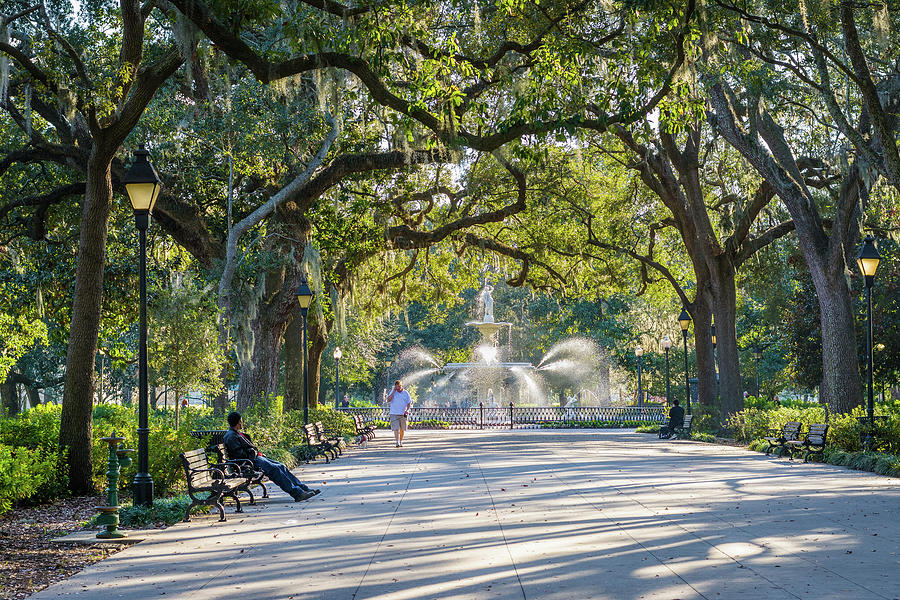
[95,432,135,539]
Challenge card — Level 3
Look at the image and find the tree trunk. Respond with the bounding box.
[689,296,718,412]
[812,263,862,412]
[307,315,328,410]
[60,153,113,494]
[710,260,744,421]
[1,377,18,416]
[236,307,291,411]
[283,308,302,412]
[235,209,309,410]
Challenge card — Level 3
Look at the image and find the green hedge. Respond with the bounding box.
[0,402,356,512]
[727,401,900,454]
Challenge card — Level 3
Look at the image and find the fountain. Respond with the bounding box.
[392,281,606,408]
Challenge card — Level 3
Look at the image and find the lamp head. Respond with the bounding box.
[661,335,672,350]
[296,277,315,310]
[333,346,342,360]
[124,145,161,215]
[635,346,643,357]
[856,235,880,286]
[678,307,691,332]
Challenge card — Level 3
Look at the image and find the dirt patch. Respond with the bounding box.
[0,496,126,600]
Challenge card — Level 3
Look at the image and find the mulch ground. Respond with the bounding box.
[0,496,126,600]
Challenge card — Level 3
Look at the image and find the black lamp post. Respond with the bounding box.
[296,277,315,425]
[662,335,672,405]
[857,235,881,449]
[333,346,342,409]
[753,347,762,398]
[635,346,643,407]
[679,307,692,414]
[124,146,160,508]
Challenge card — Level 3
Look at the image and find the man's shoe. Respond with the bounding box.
[311,489,322,496]
[293,490,316,501]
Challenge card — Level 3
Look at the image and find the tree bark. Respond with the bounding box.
[283,308,302,412]
[234,207,310,410]
[1,378,18,416]
[60,151,113,493]
[307,314,328,410]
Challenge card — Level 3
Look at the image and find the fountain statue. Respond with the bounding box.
[482,283,495,323]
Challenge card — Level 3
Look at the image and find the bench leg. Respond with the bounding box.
[244,486,256,505]
[227,491,243,513]
[257,481,268,498]
[215,499,227,522]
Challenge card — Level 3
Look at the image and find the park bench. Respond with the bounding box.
[180,448,244,522]
[314,421,346,456]
[210,443,269,503]
[671,414,693,440]
[352,414,375,441]
[763,421,802,457]
[302,423,338,463]
[786,423,829,462]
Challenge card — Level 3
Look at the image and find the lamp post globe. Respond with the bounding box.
[296,277,315,425]
[124,145,161,508]
[679,307,692,414]
[857,235,881,448]
[333,346,343,409]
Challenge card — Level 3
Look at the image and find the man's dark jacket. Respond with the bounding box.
[668,404,685,428]
[223,428,259,461]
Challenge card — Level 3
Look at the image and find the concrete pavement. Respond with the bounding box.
[30,430,900,600]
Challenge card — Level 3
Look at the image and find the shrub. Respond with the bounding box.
[691,432,717,443]
[0,444,66,515]
[0,403,62,451]
[108,494,203,528]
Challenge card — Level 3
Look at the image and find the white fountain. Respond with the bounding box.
[440,281,536,405]
[393,281,608,407]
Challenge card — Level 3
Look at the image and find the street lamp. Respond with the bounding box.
[635,346,643,407]
[679,307,692,414]
[857,235,881,448]
[753,347,762,398]
[124,145,160,508]
[662,335,672,406]
[296,276,315,425]
[333,346,342,409]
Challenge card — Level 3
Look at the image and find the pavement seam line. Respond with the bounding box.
[351,450,423,600]
[472,449,528,600]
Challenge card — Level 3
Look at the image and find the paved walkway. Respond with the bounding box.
[32,430,900,600]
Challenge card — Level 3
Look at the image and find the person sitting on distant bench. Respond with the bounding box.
[659,399,685,439]
[223,411,320,502]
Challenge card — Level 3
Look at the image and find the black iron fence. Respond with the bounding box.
[339,405,666,429]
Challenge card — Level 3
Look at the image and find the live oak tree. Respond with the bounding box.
[696,2,899,412]
[0,0,184,491]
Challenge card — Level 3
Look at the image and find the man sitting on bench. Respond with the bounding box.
[223,411,320,502]
[659,399,685,439]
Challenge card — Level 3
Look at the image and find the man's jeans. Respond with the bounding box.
[254,455,310,497]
